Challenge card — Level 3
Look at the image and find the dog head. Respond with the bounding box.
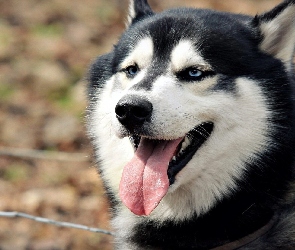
[88,0,295,220]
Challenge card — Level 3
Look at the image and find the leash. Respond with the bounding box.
[210,215,277,250]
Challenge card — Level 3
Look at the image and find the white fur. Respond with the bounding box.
[120,37,154,71]
[148,77,271,221]
[117,37,154,90]
[91,78,134,193]
[127,0,136,25]
[259,5,295,70]
[171,40,211,72]
[112,206,145,250]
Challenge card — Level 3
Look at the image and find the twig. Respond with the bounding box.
[0,148,89,162]
[0,211,114,236]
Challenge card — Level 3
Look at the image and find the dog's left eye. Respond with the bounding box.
[125,65,139,77]
[177,67,215,82]
[177,68,203,81]
[188,69,202,77]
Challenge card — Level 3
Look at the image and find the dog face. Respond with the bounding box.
[88,0,295,221]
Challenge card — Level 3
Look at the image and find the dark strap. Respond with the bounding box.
[210,216,276,250]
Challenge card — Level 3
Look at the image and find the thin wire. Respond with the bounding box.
[0,148,89,162]
[0,211,115,236]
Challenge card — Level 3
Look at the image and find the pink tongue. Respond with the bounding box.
[119,137,182,216]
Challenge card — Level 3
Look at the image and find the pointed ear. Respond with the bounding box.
[253,0,295,70]
[127,0,154,26]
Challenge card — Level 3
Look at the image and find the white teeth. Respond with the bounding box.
[172,156,176,161]
[177,136,191,157]
[181,137,190,150]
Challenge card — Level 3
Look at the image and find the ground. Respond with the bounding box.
[0,0,280,249]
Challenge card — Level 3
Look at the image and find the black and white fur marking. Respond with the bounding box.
[87,0,295,249]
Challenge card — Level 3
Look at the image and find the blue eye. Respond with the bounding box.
[188,69,202,78]
[177,67,215,82]
[125,65,139,76]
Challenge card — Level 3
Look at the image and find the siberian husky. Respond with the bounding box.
[87,0,295,249]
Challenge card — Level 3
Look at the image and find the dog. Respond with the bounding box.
[87,0,295,249]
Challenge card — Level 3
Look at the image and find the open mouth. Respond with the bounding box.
[120,122,214,216]
[129,122,214,184]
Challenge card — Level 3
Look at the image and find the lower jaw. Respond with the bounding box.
[168,122,214,185]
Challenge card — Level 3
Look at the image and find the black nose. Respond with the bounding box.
[115,96,153,131]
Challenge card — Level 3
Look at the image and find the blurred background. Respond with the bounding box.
[0,0,281,249]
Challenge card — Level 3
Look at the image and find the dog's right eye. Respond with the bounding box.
[124,65,139,77]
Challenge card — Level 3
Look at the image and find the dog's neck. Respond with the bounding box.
[211,215,277,250]
[130,192,276,249]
